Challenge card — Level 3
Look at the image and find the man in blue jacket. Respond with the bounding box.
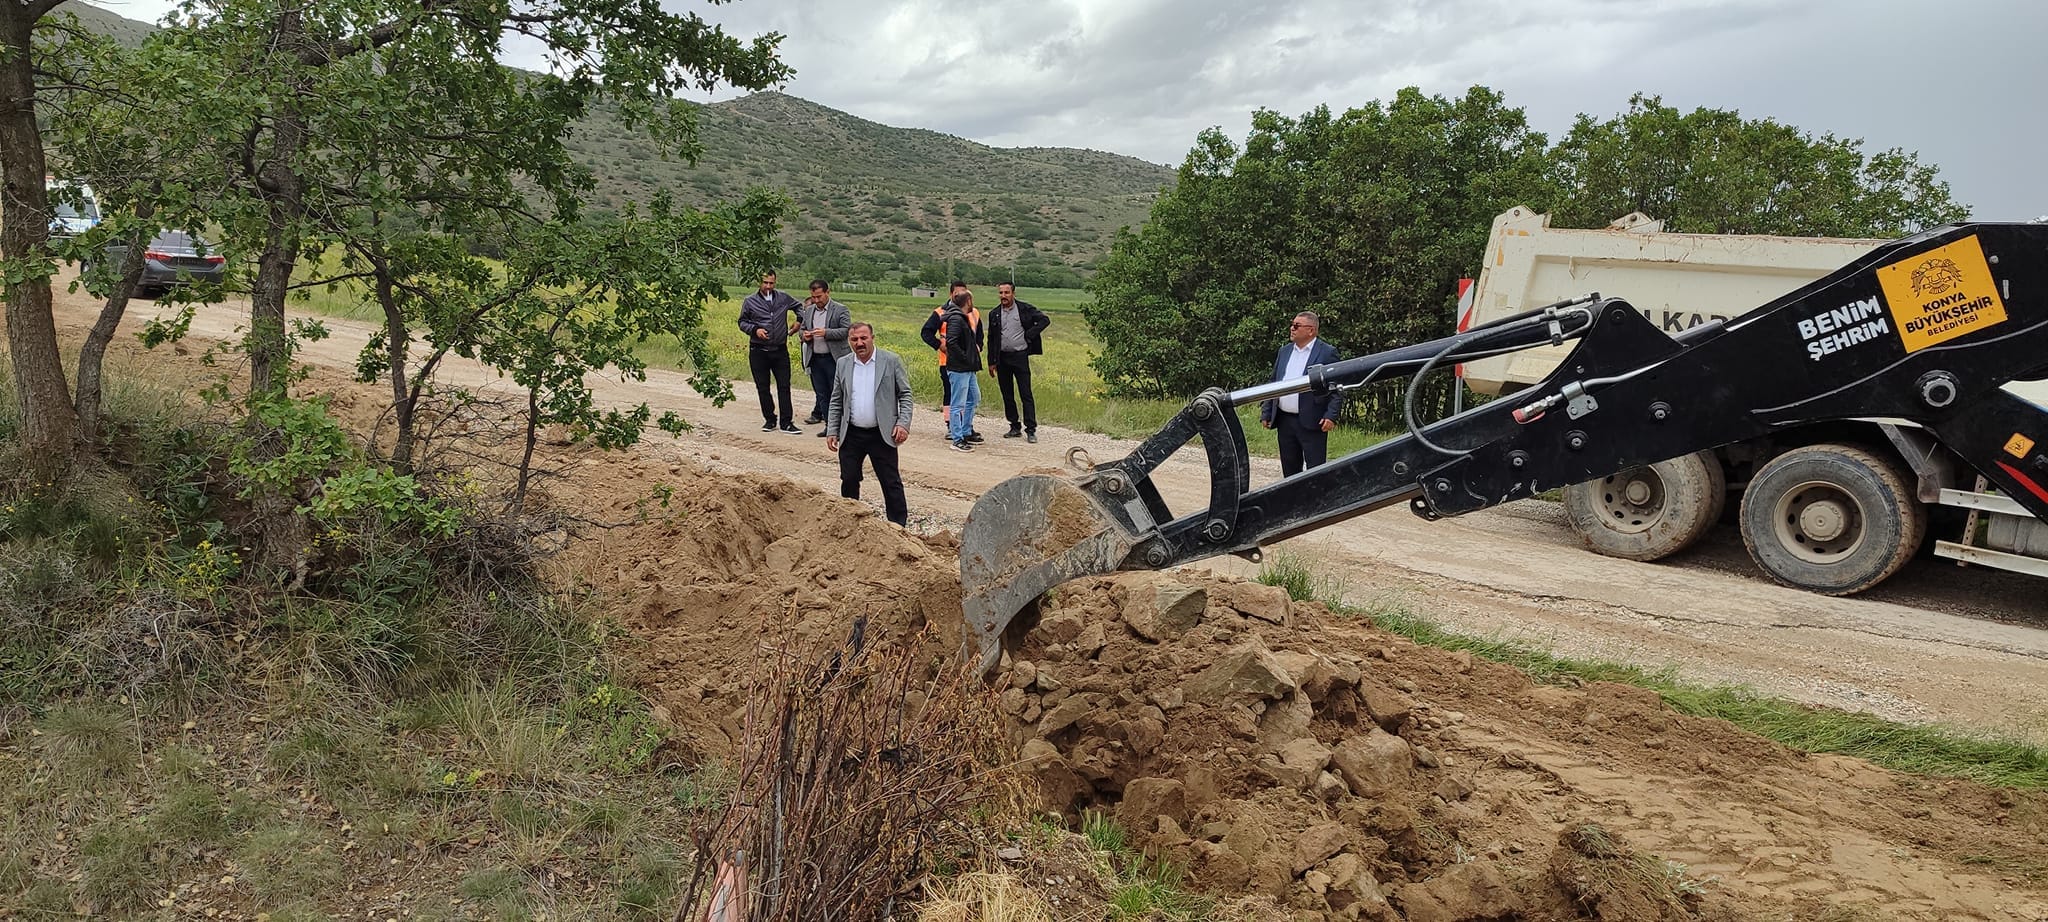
[1258,311,1342,476]
[737,270,804,434]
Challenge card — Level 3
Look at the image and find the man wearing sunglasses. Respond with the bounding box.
[1258,311,1341,477]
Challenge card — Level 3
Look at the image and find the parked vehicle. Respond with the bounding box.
[45,179,100,238]
[86,230,227,297]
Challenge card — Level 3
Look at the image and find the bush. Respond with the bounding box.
[677,622,1013,921]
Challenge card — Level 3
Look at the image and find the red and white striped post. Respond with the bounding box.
[1452,277,1476,414]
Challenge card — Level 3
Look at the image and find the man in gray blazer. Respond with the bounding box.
[798,279,854,430]
[825,322,913,525]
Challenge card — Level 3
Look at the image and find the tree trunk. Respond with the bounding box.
[75,211,156,446]
[372,252,416,470]
[0,5,78,482]
[510,385,541,515]
[248,167,303,400]
[510,313,569,514]
[243,8,313,580]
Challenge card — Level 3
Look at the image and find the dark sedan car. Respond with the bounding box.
[90,230,227,297]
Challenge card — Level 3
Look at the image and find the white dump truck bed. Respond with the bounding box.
[1461,206,2048,408]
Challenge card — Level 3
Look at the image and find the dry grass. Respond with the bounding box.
[918,871,1058,922]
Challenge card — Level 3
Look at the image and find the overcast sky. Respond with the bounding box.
[94,0,2047,221]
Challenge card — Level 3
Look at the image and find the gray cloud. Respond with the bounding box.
[680,0,2045,220]
[100,0,2048,219]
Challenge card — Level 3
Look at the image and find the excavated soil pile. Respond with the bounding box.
[548,452,2048,922]
[547,451,965,760]
[994,573,1749,922]
[994,572,2048,922]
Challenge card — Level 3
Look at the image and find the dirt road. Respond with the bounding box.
[69,286,2048,742]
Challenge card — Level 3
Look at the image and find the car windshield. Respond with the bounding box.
[53,202,98,221]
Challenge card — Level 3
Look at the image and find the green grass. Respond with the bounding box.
[1263,559,2048,789]
[1254,550,1353,608]
[1077,812,1213,922]
[0,364,718,920]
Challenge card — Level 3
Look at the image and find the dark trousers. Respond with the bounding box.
[806,353,837,421]
[1274,411,1328,477]
[840,426,908,526]
[749,347,793,426]
[994,351,1036,432]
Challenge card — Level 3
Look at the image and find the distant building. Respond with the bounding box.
[910,286,940,298]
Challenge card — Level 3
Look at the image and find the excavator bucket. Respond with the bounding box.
[959,473,1139,677]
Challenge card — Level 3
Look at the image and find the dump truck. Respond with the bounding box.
[1461,207,2048,588]
[958,217,2048,673]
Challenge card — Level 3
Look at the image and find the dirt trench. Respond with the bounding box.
[549,448,2048,922]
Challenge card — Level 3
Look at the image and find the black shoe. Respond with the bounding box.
[816,429,828,437]
[760,421,777,432]
[1026,431,1038,443]
[966,432,984,443]
[1003,426,1022,439]
[803,414,823,425]
[780,424,803,434]
[951,439,974,453]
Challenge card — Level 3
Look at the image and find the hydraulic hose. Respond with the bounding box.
[1403,303,1595,457]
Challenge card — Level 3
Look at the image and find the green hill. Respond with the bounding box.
[55,4,1174,287]
[52,1,154,47]
[574,92,1169,286]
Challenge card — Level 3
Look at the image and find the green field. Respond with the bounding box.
[669,285,1395,455]
[290,275,1391,458]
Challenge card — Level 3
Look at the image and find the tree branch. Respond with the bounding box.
[297,0,467,67]
[287,272,378,291]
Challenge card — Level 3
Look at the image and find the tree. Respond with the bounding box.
[1549,93,1966,236]
[1086,87,1557,423]
[342,192,783,504]
[0,0,82,481]
[38,21,234,447]
[120,0,790,576]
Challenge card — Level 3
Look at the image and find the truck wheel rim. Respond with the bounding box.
[1597,468,1665,535]
[1772,480,1867,565]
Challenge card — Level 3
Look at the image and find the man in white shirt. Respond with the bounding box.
[825,323,914,525]
[1259,311,1343,477]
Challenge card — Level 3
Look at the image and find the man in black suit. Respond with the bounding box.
[1258,311,1342,477]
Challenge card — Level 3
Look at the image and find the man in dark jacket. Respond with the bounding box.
[737,270,804,433]
[941,291,983,452]
[985,282,1052,443]
[1258,311,1342,476]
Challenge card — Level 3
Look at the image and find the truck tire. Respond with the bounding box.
[1563,451,1726,561]
[1738,444,1925,595]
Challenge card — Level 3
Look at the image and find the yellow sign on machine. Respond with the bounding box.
[1877,235,2008,352]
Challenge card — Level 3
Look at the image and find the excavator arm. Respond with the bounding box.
[961,222,2048,675]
